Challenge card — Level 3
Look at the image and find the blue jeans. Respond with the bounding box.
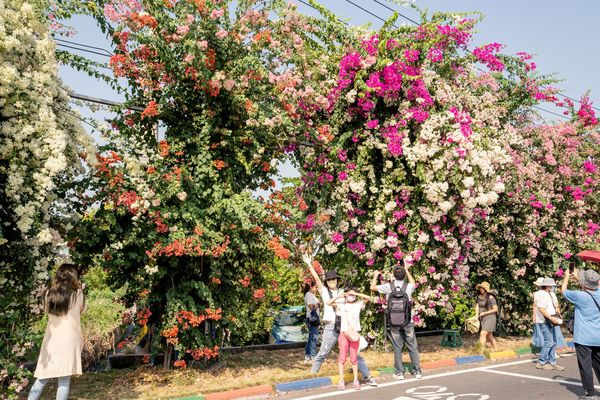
[388,323,421,374]
[538,321,557,366]
[305,318,319,357]
[28,376,71,400]
[311,323,371,378]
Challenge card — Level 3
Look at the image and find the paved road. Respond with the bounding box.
[280,354,600,400]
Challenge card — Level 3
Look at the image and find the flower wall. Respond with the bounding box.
[292,13,599,332]
[476,120,599,332]
[0,0,94,396]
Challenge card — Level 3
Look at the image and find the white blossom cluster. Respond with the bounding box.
[0,1,95,308]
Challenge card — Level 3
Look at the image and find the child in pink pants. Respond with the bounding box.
[327,288,372,390]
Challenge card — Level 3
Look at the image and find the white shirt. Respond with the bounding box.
[339,300,364,333]
[304,291,319,318]
[376,280,415,301]
[534,289,556,324]
[320,286,345,323]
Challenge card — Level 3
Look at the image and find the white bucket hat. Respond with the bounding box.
[540,277,557,287]
[534,277,545,287]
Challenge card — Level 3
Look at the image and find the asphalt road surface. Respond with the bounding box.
[281,354,600,400]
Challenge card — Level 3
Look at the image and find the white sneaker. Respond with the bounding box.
[363,376,378,387]
[393,372,405,380]
[413,370,422,379]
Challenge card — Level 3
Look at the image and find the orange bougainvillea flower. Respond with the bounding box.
[205,48,216,70]
[141,100,159,119]
[213,159,226,170]
[129,12,158,29]
[317,124,334,143]
[267,237,291,259]
[162,325,179,345]
[239,275,251,287]
[136,307,152,326]
[158,139,169,156]
[253,288,266,299]
[173,360,187,369]
[245,99,254,113]
[252,29,272,44]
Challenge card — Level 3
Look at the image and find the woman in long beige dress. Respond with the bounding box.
[28,264,85,400]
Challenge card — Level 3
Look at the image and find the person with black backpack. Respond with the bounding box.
[370,262,422,380]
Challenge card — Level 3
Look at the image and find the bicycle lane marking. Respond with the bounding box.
[394,385,490,400]
[288,359,536,400]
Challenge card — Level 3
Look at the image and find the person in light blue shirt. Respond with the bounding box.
[561,267,600,400]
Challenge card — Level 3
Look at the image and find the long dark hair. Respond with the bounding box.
[303,281,316,295]
[47,263,80,316]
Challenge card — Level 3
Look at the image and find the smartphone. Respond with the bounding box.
[569,262,575,273]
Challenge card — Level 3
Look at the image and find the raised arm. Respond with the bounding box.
[370,271,381,292]
[561,268,571,293]
[302,254,323,290]
[348,290,374,303]
[404,265,416,285]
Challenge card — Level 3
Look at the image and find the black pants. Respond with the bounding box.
[575,343,600,395]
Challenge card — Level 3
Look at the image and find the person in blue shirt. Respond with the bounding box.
[561,267,600,400]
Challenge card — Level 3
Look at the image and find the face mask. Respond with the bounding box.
[346,295,356,302]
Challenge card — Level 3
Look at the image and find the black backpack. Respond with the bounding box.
[386,281,411,327]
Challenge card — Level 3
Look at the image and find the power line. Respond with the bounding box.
[55,38,113,56]
[57,43,111,58]
[69,92,144,111]
[344,0,388,25]
[369,0,420,25]
[532,106,570,120]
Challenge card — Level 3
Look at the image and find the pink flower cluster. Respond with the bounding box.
[577,97,598,127]
[472,43,505,71]
[449,107,473,138]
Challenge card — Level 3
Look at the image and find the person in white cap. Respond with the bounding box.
[532,278,545,351]
[561,268,600,400]
[533,277,564,359]
[534,277,565,371]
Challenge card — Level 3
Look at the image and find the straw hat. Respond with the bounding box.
[476,282,491,293]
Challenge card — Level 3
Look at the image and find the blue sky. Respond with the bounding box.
[59,0,600,179]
